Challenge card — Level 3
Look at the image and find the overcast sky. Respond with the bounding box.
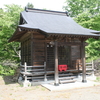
[0,0,66,11]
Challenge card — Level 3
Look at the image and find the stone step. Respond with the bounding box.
[31,69,45,71]
[86,66,93,68]
[59,73,73,77]
[59,80,76,84]
[59,76,75,80]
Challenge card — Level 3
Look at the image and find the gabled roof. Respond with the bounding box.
[9,8,100,42]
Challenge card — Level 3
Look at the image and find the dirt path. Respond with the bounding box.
[0,76,100,100]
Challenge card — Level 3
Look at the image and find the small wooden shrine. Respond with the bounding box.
[9,8,100,86]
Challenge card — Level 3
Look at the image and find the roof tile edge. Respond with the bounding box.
[25,7,69,16]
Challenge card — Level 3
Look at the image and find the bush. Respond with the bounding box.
[0,60,19,76]
[93,58,100,70]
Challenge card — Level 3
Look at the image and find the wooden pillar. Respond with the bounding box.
[31,33,34,66]
[81,40,87,82]
[54,41,59,86]
[44,40,47,81]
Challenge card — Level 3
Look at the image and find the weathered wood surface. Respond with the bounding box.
[58,42,87,46]
[54,41,59,85]
[71,46,81,69]
[32,32,45,66]
[20,31,85,72]
[81,40,87,82]
[21,36,31,65]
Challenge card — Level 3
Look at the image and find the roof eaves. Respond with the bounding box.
[47,33,100,39]
[8,27,27,42]
[18,26,100,38]
[18,25,48,37]
[8,27,19,42]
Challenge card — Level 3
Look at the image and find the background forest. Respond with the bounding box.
[0,0,100,75]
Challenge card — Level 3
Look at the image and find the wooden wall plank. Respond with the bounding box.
[32,32,45,66]
[71,46,81,69]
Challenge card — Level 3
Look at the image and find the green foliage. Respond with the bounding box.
[63,0,100,17]
[75,14,100,61]
[64,0,100,61]
[0,4,23,61]
[0,65,16,76]
[0,59,19,75]
[0,4,23,75]
[75,13,100,31]
[86,38,100,61]
[95,76,100,82]
[26,2,34,8]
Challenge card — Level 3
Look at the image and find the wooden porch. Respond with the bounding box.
[18,60,94,86]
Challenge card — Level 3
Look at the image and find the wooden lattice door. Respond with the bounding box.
[58,46,71,67]
[46,44,55,71]
[46,44,71,71]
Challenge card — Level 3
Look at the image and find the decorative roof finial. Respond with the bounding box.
[25,6,28,12]
[66,11,69,16]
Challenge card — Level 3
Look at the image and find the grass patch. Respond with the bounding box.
[10,93,12,95]
[0,76,3,80]
[40,86,47,91]
[19,84,23,87]
[95,76,100,82]
[26,88,33,91]
[36,86,40,88]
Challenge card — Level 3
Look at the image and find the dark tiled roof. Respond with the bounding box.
[19,8,100,36]
[9,8,100,42]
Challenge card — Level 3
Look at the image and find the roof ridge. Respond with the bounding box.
[25,7,69,16]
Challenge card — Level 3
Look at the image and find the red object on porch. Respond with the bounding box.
[58,65,68,72]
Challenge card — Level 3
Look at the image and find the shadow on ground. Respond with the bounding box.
[2,76,17,84]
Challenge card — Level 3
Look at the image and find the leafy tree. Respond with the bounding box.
[0,4,23,75]
[74,12,100,31]
[63,0,100,61]
[75,13,100,61]
[63,0,100,17]
[26,2,34,8]
[86,38,100,61]
[0,4,23,61]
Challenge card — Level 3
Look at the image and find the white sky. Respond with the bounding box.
[0,0,66,11]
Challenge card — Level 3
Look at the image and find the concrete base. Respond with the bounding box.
[17,75,97,88]
[18,79,55,87]
[42,75,100,91]
[82,80,87,83]
[54,83,59,86]
[31,80,54,86]
[42,80,100,91]
[23,80,31,87]
[18,80,31,87]
[18,77,31,87]
[87,75,96,81]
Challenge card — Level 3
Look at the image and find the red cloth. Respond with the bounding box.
[58,65,68,72]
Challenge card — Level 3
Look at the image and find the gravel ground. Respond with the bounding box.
[0,76,100,100]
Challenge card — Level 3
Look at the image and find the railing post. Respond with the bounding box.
[44,62,47,81]
[92,60,95,77]
[78,62,81,78]
[24,62,27,81]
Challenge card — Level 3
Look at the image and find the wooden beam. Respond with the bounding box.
[54,41,59,86]
[58,42,88,46]
[81,40,87,83]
